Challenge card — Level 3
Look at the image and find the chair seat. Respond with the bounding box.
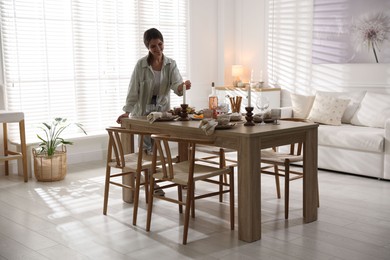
[107,153,153,170]
[0,154,23,162]
[196,145,236,154]
[0,111,24,123]
[261,149,303,164]
[153,161,231,185]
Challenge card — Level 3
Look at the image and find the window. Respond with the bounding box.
[267,0,312,92]
[0,0,188,141]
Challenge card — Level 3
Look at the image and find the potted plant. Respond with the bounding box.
[33,118,87,181]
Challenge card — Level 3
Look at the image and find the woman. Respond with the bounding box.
[117,28,191,153]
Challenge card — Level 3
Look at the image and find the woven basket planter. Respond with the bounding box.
[33,146,67,181]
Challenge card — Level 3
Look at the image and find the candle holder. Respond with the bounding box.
[178,103,190,121]
[244,106,255,126]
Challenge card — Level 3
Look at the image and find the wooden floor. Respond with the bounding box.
[0,161,390,260]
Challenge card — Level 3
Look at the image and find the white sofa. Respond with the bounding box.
[281,90,390,180]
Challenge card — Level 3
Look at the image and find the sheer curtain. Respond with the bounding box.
[0,0,188,141]
[267,0,313,93]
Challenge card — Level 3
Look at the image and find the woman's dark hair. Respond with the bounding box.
[143,28,164,48]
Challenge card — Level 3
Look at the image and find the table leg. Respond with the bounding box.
[303,127,318,222]
[178,142,189,162]
[237,136,261,242]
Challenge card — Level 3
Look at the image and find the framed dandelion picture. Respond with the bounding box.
[312,0,390,64]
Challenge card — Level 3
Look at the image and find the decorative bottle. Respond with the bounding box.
[208,82,218,110]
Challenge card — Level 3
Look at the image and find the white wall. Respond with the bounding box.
[187,0,220,109]
[187,0,265,109]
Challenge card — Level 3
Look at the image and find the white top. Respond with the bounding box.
[152,70,161,96]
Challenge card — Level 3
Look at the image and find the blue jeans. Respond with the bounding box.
[140,135,153,154]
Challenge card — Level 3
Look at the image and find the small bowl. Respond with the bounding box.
[229,114,242,121]
[217,115,231,125]
[253,116,262,123]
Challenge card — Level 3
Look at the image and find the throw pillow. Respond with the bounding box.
[290,93,315,119]
[350,92,390,128]
[307,94,350,125]
[316,91,366,124]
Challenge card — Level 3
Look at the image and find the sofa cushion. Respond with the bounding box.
[350,92,390,128]
[291,93,315,119]
[318,124,384,153]
[307,93,350,125]
[316,91,366,124]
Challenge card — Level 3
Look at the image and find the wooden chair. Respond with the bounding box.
[195,145,237,202]
[103,127,155,226]
[146,134,234,245]
[0,111,28,182]
[260,143,305,219]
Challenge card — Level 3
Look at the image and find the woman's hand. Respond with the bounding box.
[183,80,191,90]
[179,80,192,93]
[116,112,129,124]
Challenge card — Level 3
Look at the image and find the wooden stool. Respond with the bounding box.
[0,111,28,182]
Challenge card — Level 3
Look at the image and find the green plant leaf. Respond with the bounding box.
[35,118,87,155]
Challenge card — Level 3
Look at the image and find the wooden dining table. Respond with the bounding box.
[121,116,319,243]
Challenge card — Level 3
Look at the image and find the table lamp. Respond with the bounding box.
[232,65,244,87]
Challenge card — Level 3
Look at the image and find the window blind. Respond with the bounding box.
[0,0,188,141]
[267,0,313,92]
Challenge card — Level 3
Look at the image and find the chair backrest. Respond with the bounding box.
[106,127,155,169]
[151,134,215,180]
[271,142,303,156]
[289,142,303,156]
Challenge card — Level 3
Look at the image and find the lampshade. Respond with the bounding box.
[232,65,244,77]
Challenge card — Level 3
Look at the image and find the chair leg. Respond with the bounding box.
[103,167,111,215]
[284,161,290,219]
[219,148,228,185]
[229,167,235,230]
[133,171,141,226]
[191,184,195,218]
[219,174,223,202]
[19,120,28,182]
[3,123,9,176]
[274,164,281,199]
[144,171,149,204]
[178,185,183,213]
[183,182,193,245]
[146,177,155,231]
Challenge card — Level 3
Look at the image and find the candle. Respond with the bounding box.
[250,69,254,83]
[183,83,186,104]
[248,84,251,107]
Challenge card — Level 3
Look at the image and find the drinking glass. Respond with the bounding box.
[271,108,281,125]
[256,95,270,124]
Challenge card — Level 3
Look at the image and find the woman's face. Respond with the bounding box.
[148,38,164,58]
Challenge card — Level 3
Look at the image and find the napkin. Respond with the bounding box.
[199,119,218,135]
[147,112,172,123]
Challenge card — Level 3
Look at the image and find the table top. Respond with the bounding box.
[124,116,317,137]
[123,117,318,150]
